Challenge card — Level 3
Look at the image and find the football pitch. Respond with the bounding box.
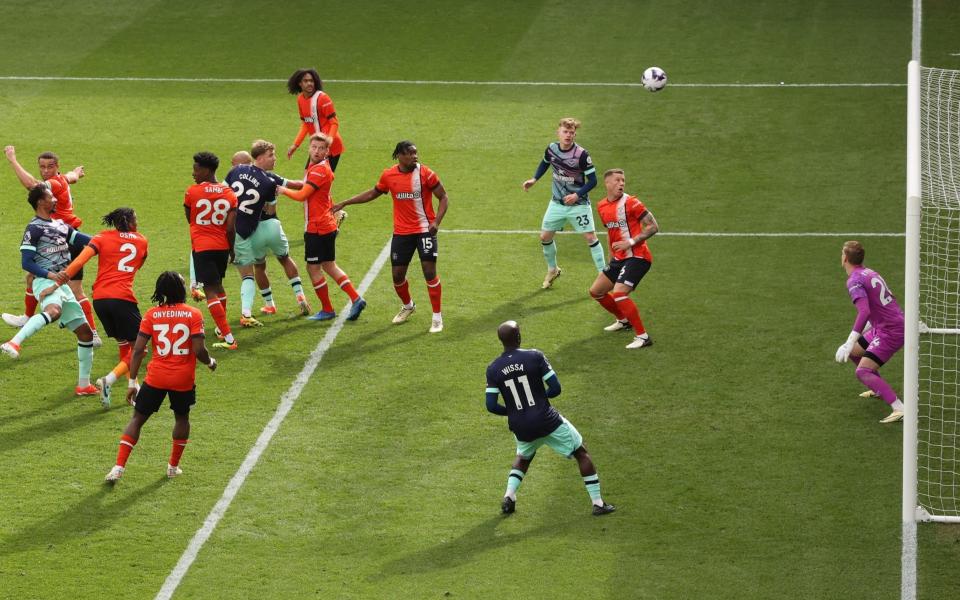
[2,1,959,598]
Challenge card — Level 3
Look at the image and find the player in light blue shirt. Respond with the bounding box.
[522,118,604,289]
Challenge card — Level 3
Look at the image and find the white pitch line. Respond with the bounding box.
[443,229,905,237]
[0,75,905,88]
[155,238,392,600]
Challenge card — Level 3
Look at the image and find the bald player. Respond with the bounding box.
[484,320,615,516]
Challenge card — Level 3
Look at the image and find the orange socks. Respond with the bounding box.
[611,292,645,335]
[313,278,334,312]
[426,277,442,313]
[116,434,137,467]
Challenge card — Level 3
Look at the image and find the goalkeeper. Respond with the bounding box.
[834,241,905,424]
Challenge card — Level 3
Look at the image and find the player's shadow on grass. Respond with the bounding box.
[0,478,166,556]
[370,515,563,581]
[0,396,109,453]
[321,290,585,363]
[0,388,78,428]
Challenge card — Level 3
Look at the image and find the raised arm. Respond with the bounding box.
[5,146,40,189]
[331,187,383,213]
[63,165,85,184]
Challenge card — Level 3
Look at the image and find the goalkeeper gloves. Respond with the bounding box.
[834,331,861,363]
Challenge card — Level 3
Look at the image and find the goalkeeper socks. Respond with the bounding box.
[77,340,94,385]
[116,434,137,468]
[588,240,606,271]
[288,277,304,297]
[312,278,335,313]
[79,296,97,331]
[12,313,51,344]
[611,292,646,335]
[583,473,603,505]
[426,277,442,313]
[170,438,188,467]
[260,287,275,308]
[542,240,558,270]
[855,367,899,405]
[240,276,256,318]
[24,286,37,317]
[505,468,525,500]
[592,292,623,319]
[394,279,412,305]
[335,274,360,302]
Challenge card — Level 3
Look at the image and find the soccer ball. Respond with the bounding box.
[641,67,667,92]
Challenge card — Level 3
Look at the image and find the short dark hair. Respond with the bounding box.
[392,140,416,159]
[102,207,136,232]
[843,241,865,266]
[27,184,49,209]
[151,271,187,306]
[37,151,59,164]
[193,151,219,173]
[287,68,323,95]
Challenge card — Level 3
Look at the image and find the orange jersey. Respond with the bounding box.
[46,174,82,229]
[139,303,205,392]
[303,160,338,234]
[184,183,238,252]
[596,194,654,262]
[375,164,440,235]
[88,229,149,303]
[297,91,344,156]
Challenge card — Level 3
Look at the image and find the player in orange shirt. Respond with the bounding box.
[590,169,659,349]
[333,141,449,333]
[183,151,239,350]
[105,271,217,482]
[278,134,366,321]
[44,208,149,408]
[3,145,101,346]
[286,68,345,172]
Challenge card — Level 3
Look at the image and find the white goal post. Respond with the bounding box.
[903,58,960,599]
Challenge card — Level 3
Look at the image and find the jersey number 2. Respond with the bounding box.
[504,375,536,410]
[871,277,893,306]
[230,181,261,215]
[117,243,138,273]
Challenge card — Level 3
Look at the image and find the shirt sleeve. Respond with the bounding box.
[19,225,40,251]
[139,311,153,337]
[580,149,596,175]
[375,170,391,194]
[223,188,238,209]
[424,166,440,189]
[88,232,104,255]
[306,167,328,189]
[631,199,649,222]
[847,278,868,303]
[318,95,336,119]
[485,364,499,394]
[538,351,556,381]
[190,309,205,337]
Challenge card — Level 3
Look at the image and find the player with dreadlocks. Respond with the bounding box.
[44,207,149,407]
[105,271,216,482]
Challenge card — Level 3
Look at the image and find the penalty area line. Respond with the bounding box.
[154,238,392,600]
[442,229,905,238]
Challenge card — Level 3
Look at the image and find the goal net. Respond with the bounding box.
[915,65,960,520]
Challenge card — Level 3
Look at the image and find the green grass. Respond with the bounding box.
[1,1,959,599]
